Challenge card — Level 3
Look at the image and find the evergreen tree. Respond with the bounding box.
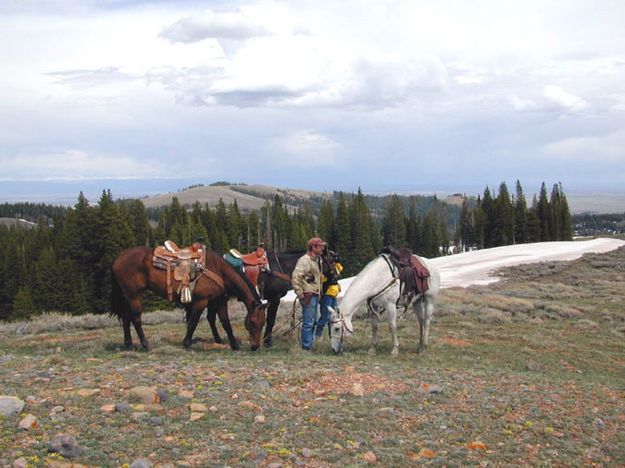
[382,194,407,247]
[406,197,422,251]
[334,192,351,261]
[348,189,374,273]
[12,286,36,320]
[537,182,551,241]
[459,197,475,251]
[493,182,515,246]
[559,183,573,240]
[480,187,495,248]
[514,180,528,244]
[317,199,335,245]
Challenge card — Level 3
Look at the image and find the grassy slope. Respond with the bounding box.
[1,248,624,466]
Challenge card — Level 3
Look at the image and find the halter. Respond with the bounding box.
[329,307,350,350]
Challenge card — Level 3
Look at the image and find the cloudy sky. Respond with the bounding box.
[1,0,625,200]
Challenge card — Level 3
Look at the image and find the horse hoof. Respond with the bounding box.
[263,339,273,348]
[124,343,134,351]
[391,349,399,357]
[250,345,260,352]
[214,338,224,345]
[368,348,377,356]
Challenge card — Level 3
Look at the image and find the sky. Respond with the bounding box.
[1,0,625,202]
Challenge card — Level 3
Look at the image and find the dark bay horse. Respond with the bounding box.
[205,250,302,347]
[207,249,340,347]
[111,247,267,351]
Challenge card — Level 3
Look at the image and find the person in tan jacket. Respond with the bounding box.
[291,237,325,350]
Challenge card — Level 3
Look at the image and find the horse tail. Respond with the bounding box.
[110,267,128,320]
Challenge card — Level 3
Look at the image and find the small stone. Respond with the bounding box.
[115,402,132,413]
[101,404,116,413]
[189,403,208,412]
[301,448,313,458]
[209,406,218,412]
[18,414,38,430]
[363,451,377,464]
[130,386,160,404]
[156,389,170,402]
[50,405,65,414]
[25,395,37,404]
[0,396,25,417]
[178,390,194,399]
[254,414,266,424]
[77,388,100,397]
[130,459,153,468]
[239,401,262,412]
[13,457,28,468]
[47,434,84,459]
[149,416,163,426]
[351,383,365,397]
[131,412,149,421]
[190,412,205,421]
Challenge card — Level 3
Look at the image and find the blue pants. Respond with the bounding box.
[300,295,319,350]
[316,295,337,338]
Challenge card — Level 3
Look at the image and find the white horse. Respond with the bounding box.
[329,253,440,355]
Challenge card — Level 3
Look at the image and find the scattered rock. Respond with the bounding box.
[0,396,25,417]
[301,448,313,458]
[239,401,262,412]
[178,390,194,399]
[189,403,208,412]
[130,386,160,405]
[77,388,100,397]
[351,383,365,397]
[149,416,163,426]
[25,395,37,404]
[13,457,28,468]
[363,451,377,464]
[189,412,205,421]
[50,405,65,415]
[18,414,38,430]
[132,412,149,421]
[47,434,84,459]
[101,404,116,413]
[115,402,132,413]
[418,383,443,394]
[156,389,170,402]
[254,414,266,424]
[130,459,153,468]
[209,406,218,412]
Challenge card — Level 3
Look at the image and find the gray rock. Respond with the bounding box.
[115,401,132,413]
[0,396,25,417]
[130,459,153,468]
[47,434,84,459]
[148,416,163,426]
[13,457,28,468]
[301,448,313,458]
[156,389,170,403]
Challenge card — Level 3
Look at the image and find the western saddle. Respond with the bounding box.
[153,240,218,303]
[383,246,430,298]
[225,245,269,292]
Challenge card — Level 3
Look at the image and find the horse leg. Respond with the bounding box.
[122,314,134,350]
[420,298,435,352]
[215,299,240,351]
[206,306,224,344]
[416,298,426,353]
[183,300,207,350]
[368,313,380,355]
[387,303,399,356]
[128,298,149,351]
[263,297,279,348]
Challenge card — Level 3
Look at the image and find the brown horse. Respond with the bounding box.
[111,247,267,351]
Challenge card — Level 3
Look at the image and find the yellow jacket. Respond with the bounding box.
[322,262,343,297]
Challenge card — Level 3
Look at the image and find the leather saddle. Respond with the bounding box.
[153,240,206,303]
[383,246,430,297]
[225,246,268,290]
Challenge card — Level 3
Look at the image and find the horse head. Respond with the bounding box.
[329,306,353,355]
[245,300,267,351]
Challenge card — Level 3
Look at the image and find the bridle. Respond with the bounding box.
[329,307,350,351]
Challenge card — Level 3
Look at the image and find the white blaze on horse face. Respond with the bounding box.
[328,307,343,353]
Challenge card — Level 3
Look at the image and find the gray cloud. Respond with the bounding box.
[47,67,138,88]
[160,10,271,44]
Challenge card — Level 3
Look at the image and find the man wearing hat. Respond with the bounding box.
[291,237,326,350]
